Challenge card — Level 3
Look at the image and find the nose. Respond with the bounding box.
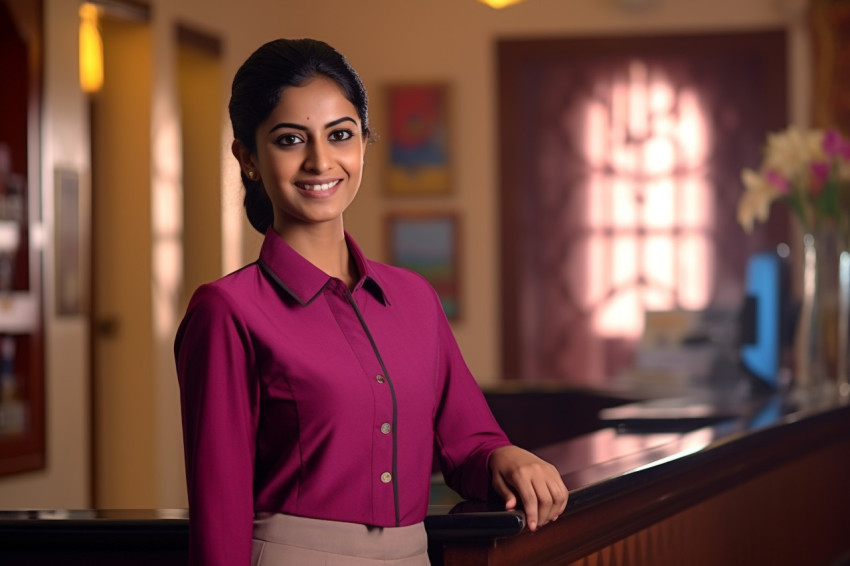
[303,139,330,172]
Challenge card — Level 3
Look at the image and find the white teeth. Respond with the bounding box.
[301,180,339,191]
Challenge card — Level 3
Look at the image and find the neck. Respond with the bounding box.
[274,221,356,287]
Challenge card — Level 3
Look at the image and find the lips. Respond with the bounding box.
[295,179,341,192]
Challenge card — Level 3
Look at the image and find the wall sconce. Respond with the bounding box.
[476,0,527,8]
[79,2,103,93]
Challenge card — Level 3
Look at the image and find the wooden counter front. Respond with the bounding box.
[430,392,850,566]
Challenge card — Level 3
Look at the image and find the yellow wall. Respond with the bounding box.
[0,0,811,510]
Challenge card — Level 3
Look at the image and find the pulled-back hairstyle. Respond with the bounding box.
[229,38,370,234]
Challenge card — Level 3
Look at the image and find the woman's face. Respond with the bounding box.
[243,75,367,233]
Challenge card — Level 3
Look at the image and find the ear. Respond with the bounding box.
[360,130,370,162]
[231,139,258,178]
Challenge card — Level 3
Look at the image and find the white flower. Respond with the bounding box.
[738,168,780,233]
[762,127,825,184]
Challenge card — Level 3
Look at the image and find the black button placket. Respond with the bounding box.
[259,258,402,526]
[343,287,401,527]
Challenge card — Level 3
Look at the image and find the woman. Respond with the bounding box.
[175,38,568,566]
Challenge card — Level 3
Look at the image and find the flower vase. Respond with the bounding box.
[839,247,850,396]
[797,228,849,395]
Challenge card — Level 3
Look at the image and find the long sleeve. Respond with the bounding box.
[431,292,511,502]
[175,284,260,566]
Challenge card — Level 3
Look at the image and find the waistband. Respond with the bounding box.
[253,513,428,560]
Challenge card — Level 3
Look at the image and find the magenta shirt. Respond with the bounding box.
[175,229,510,566]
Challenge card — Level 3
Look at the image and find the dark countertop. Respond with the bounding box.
[1,385,848,553]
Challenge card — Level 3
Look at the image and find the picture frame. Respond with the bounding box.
[384,83,452,196]
[55,168,82,316]
[387,212,460,319]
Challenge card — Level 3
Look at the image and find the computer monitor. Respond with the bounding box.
[739,249,792,389]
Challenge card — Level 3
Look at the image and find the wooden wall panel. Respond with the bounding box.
[563,439,850,566]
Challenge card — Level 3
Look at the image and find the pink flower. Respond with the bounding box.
[823,128,850,159]
[809,161,830,194]
[764,170,790,193]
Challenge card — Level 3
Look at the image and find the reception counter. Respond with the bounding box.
[2,386,850,566]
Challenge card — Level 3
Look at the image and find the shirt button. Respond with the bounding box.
[376,375,385,384]
[380,472,392,483]
[380,423,392,434]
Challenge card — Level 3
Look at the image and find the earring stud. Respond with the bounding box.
[247,170,256,180]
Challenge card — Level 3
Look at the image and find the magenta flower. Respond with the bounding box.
[764,170,790,193]
[823,128,850,159]
[809,162,830,194]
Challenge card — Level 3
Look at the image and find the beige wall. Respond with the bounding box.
[0,0,810,510]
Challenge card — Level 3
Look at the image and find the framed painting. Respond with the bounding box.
[385,84,452,196]
[55,168,83,316]
[387,212,460,319]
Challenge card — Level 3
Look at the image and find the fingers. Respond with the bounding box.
[491,473,518,510]
[490,446,569,532]
[520,473,556,531]
[503,463,566,531]
[548,474,569,520]
[518,477,541,531]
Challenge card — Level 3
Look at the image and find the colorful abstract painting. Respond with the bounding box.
[386,84,451,195]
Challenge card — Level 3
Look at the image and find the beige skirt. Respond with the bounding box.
[252,513,431,566]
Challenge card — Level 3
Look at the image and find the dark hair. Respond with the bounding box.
[229,38,370,233]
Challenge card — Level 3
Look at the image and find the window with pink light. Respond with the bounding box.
[578,60,714,341]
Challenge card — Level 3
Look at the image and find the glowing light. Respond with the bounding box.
[476,0,526,8]
[79,3,104,93]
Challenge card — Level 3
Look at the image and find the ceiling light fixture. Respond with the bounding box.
[78,3,103,93]
[476,0,527,9]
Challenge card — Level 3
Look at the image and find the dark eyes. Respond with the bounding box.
[329,129,354,142]
[275,133,302,146]
[274,129,355,147]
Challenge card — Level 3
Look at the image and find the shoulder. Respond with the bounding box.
[182,263,264,323]
[367,259,437,297]
[175,267,262,361]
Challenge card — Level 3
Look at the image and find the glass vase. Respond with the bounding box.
[839,247,850,396]
[798,227,850,395]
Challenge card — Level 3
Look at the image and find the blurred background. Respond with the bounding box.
[0,0,835,515]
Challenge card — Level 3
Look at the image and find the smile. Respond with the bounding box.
[297,180,340,192]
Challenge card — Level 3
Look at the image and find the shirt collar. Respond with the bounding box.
[257,228,389,306]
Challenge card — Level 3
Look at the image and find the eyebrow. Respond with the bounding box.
[268,116,358,134]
